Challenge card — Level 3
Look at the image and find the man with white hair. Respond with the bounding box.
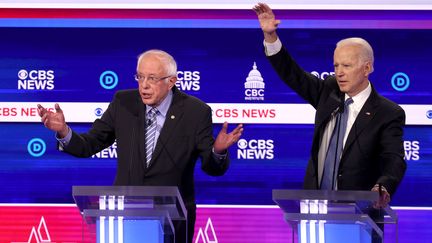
[38,49,243,243]
[254,3,406,242]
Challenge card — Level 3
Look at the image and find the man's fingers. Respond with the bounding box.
[41,113,48,122]
[232,124,244,135]
[253,3,271,15]
[55,103,62,113]
[220,122,228,134]
[252,5,260,14]
[37,104,46,117]
[259,3,272,13]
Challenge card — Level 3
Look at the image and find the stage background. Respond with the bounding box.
[0,3,431,242]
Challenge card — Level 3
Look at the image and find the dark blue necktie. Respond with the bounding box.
[145,108,158,167]
[321,98,353,190]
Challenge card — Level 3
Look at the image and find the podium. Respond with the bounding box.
[273,190,398,243]
[73,186,187,243]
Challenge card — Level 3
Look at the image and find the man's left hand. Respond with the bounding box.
[371,184,391,209]
[214,122,243,154]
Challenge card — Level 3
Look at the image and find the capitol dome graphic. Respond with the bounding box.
[245,62,265,89]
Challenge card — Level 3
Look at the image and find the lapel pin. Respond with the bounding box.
[171,115,175,119]
[365,112,371,116]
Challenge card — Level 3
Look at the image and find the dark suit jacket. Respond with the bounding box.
[63,86,228,212]
[268,46,406,196]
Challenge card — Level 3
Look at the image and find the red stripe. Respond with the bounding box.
[0,8,255,19]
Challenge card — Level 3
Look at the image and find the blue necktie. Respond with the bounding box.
[145,108,158,167]
[321,98,353,190]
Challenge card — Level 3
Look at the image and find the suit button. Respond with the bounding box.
[338,174,342,177]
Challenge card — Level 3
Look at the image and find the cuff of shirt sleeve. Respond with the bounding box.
[264,37,282,56]
[56,126,72,148]
[212,147,227,160]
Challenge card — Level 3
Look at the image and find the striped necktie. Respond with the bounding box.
[145,108,158,167]
[321,98,353,190]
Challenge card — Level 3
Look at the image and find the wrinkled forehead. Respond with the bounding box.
[334,45,362,62]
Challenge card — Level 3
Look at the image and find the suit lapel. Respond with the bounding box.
[138,98,148,166]
[148,88,184,168]
[315,90,342,130]
[343,88,379,154]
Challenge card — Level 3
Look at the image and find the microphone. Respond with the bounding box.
[331,106,341,117]
[338,93,346,113]
[128,125,136,185]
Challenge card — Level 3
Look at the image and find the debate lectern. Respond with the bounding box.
[73,186,187,243]
[273,190,398,243]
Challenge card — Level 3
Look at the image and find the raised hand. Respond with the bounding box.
[37,103,69,138]
[214,122,243,154]
[253,2,281,42]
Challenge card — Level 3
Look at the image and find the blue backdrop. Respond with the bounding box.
[0,26,431,206]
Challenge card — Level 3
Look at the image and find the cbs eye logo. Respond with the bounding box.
[426,110,432,119]
[237,139,248,149]
[94,108,104,117]
[27,138,46,157]
[18,69,28,79]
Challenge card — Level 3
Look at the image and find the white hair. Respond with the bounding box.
[336,37,374,72]
[137,49,177,76]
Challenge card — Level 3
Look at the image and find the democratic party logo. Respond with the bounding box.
[18,69,55,90]
[404,140,420,161]
[237,138,274,160]
[27,138,46,157]
[391,72,410,91]
[176,71,201,91]
[244,62,265,101]
[100,70,118,89]
[194,218,218,243]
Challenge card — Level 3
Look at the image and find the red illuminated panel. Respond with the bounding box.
[0,204,290,243]
[0,204,93,243]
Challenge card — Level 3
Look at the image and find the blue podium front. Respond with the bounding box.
[73,186,187,243]
[97,219,163,243]
[273,190,398,243]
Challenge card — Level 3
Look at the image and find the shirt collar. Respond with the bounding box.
[344,82,371,110]
[146,89,173,118]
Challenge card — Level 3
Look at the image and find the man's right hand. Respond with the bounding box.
[37,103,69,138]
[253,3,280,43]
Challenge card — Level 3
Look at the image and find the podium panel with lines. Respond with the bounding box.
[73,186,187,243]
[273,190,398,243]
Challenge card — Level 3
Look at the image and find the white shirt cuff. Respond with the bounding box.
[264,38,282,56]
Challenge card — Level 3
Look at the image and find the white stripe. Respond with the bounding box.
[0,203,431,210]
[4,102,431,125]
[0,1,430,10]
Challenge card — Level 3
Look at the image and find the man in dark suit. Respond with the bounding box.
[253,3,406,210]
[37,49,243,243]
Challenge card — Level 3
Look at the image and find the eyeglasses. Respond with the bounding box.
[134,74,171,84]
